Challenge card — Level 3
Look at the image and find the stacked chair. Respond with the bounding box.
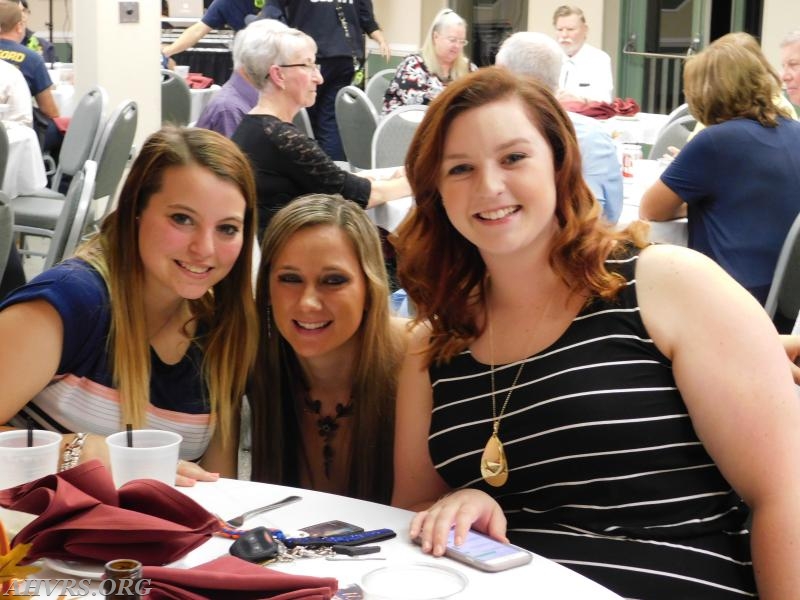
[11,86,138,275]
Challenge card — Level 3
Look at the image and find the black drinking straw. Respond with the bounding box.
[126,423,133,448]
[27,417,33,447]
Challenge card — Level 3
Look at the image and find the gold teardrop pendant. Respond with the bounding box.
[480,433,508,487]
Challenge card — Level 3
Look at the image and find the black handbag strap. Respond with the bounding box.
[335,3,361,71]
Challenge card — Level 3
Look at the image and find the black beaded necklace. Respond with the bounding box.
[302,393,354,479]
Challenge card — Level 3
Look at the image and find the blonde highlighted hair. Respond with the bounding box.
[75,126,258,447]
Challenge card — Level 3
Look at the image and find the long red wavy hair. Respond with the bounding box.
[393,66,647,365]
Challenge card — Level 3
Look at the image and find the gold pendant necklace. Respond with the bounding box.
[480,315,526,488]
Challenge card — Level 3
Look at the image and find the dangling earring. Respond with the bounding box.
[266,305,272,339]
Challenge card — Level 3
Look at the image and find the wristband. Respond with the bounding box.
[59,432,88,472]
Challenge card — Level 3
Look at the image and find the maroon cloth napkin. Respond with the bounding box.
[186,73,213,89]
[142,555,338,600]
[0,460,220,564]
[562,97,641,119]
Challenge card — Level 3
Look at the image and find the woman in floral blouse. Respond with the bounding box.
[382,9,476,115]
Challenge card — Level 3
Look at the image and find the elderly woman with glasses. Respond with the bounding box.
[381,8,476,116]
[232,26,409,240]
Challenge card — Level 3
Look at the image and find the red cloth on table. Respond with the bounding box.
[562,97,641,119]
[142,555,338,600]
[186,74,214,89]
[52,116,70,134]
[0,460,219,564]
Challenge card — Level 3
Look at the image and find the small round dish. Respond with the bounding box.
[360,561,468,600]
[43,558,105,580]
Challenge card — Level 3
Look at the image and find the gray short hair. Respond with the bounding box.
[495,31,564,91]
[781,30,800,48]
[239,27,314,92]
[233,18,288,70]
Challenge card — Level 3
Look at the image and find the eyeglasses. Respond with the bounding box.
[445,37,468,47]
[279,63,322,72]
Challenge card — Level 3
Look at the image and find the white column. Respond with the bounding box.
[72,0,161,150]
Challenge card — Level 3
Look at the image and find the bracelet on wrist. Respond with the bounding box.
[59,432,88,472]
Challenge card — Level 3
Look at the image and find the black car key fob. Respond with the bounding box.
[229,526,280,563]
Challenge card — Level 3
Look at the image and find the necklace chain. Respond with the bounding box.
[481,288,556,487]
[487,316,526,435]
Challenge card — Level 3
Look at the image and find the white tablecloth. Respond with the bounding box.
[367,195,413,233]
[617,158,688,246]
[1,122,47,198]
[189,84,221,124]
[600,112,671,146]
[50,83,76,118]
[25,478,623,599]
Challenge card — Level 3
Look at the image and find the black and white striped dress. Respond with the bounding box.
[428,250,756,599]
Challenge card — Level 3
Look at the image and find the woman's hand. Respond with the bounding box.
[410,488,508,557]
[78,434,218,486]
[780,335,800,384]
[176,459,220,487]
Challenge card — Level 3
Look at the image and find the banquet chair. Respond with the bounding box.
[292,107,314,139]
[12,86,106,203]
[161,69,191,127]
[0,192,12,285]
[87,99,138,231]
[663,103,690,128]
[764,211,800,332]
[365,67,395,112]
[371,105,426,169]
[0,122,9,189]
[14,160,96,273]
[335,85,378,171]
[647,114,696,160]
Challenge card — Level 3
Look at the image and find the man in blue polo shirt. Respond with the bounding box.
[0,0,60,151]
[162,0,260,59]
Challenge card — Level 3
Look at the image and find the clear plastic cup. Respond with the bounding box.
[105,429,182,488]
[0,429,62,489]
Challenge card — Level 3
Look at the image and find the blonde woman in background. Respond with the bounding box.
[381,8,476,115]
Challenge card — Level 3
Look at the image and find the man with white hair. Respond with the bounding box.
[496,31,622,223]
[553,5,613,103]
[781,30,800,106]
[195,18,288,137]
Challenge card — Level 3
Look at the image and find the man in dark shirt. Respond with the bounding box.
[19,0,55,63]
[162,0,260,59]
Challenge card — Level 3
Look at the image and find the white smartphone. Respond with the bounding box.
[417,529,533,572]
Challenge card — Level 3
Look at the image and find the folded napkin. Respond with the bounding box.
[142,555,338,600]
[186,73,214,89]
[562,97,641,119]
[0,460,219,564]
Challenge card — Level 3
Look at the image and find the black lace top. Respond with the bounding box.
[232,114,371,235]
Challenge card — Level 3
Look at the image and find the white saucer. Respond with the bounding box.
[361,562,468,600]
[43,558,105,579]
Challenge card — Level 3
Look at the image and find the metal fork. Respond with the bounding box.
[225,495,302,528]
